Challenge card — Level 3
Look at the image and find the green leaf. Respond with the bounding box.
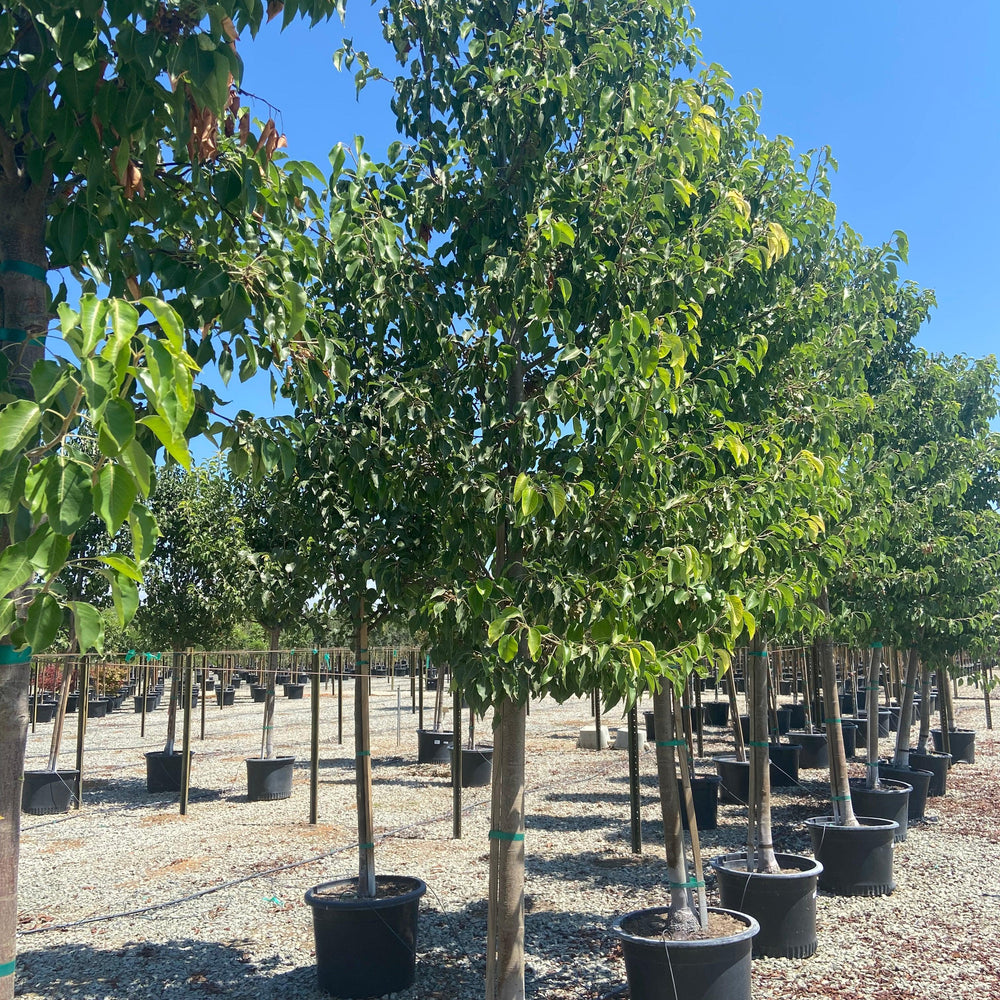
[96,398,136,456]
[0,400,42,460]
[71,601,104,652]
[45,460,93,534]
[140,414,191,467]
[99,553,143,583]
[0,458,27,514]
[24,593,62,652]
[498,633,519,662]
[128,504,158,563]
[526,627,541,661]
[521,485,542,518]
[140,297,185,352]
[95,464,137,536]
[0,545,33,600]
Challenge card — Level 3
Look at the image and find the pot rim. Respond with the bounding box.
[787,731,827,742]
[144,750,194,759]
[931,727,975,735]
[23,768,81,778]
[711,851,823,879]
[906,748,952,759]
[245,755,296,764]
[848,777,913,793]
[305,874,427,912]
[804,815,898,831]
[612,905,759,948]
[877,762,934,778]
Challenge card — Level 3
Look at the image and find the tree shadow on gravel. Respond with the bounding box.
[16,938,286,1000]
[77,777,226,810]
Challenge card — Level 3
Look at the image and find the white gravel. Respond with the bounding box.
[14,677,1000,999]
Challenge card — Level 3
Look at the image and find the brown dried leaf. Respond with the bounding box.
[126,276,141,299]
[266,0,283,22]
[255,118,276,155]
[221,16,239,41]
[276,133,288,150]
[239,112,250,146]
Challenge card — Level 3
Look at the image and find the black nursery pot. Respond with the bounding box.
[783,702,806,730]
[907,749,951,796]
[643,710,656,742]
[30,702,56,724]
[87,699,109,719]
[774,707,792,736]
[841,722,858,759]
[246,756,295,801]
[251,684,268,704]
[702,701,730,727]
[848,778,911,842]
[216,686,235,707]
[805,815,897,896]
[714,755,749,805]
[612,906,758,1000]
[454,746,493,788]
[22,769,79,815]
[305,875,426,998]
[787,731,828,770]
[678,775,721,831]
[711,852,823,959]
[417,729,453,764]
[283,683,305,700]
[145,750,192,794]
[878,762,932,821]
[932,728,975,765]
[134,694,157,713]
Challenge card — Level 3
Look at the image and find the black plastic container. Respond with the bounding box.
[774,707,792,736]
[305,875,426,998]
[783,702,806,730]
[251,684,268,703]
[878,762,933,820]
[284,683,305,700]
[702,701,730,727]
[417,729,453,764]
[848,778,911,842]
[216,686,235,707]
[21,769,79,815]
[841,722,858,759]
[804,816,897,896]
[145,750,192,794]
[712,852,822,959]
[134,694,157,713]
[679,775,721,831]
[29,702,56,724]
[932,728,975,764]
[246,756,295,801]
[715,755,749,805]
[768,742,801,787]
[454,746,493,788]
[907,749,950,796]
[87,699,108,719]
[787,731,828,770]
[643,710,656,742]
[612,906,758,1000]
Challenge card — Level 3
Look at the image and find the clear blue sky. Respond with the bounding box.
[214,0,998,432]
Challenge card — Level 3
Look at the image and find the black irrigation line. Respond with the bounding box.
[19,752,622,938]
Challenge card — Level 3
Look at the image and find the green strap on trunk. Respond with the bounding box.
[0,260,46,281]
[655,739,685,748]
[669,879,706,889]
[489,830,524,842]
[0,960,15,977]
[0,645,31,665]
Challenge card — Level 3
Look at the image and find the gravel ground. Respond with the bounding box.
[14,676,1000,999]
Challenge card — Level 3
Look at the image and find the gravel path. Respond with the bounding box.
[14,676,1000,999]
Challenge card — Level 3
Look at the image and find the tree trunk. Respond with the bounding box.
[46,661,74,771]
[354,601,375,898]
[747,636,779,873]
[865,645,882,789]
[892,647,920,768]
[816,589,858,826]
[164,651,181,755]
[651,683,697,933]
[1,166,49,1000]
[262,625,280,760]
[485,696,526,1000]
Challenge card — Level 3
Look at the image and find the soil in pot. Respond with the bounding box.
[454,746,493,788]
[612,906,758,1000]
[848,778,911,842]
[907,749,950,796]
[22,769,79,815]
[417,729,453,764]
[804,816,897,896]
[145,750,192,794]
[711,852,822,959]
[305,875,426,998]
[878,762,932,821]
[246,756,295,801]
[932,728,975,765]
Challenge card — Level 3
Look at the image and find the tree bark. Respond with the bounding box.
[262,625,280,760]
[485,696,526,1000]
[816,589,858,826]
[651,683,697,932]
[747,636,779,873]
[865,645,882,789]
[892,647,920,768]
[354,600,375,898]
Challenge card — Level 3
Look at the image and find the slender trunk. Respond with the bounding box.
[748,636,779,873]
[726,667,746,762]
[984,664,994,731]
[816,589,858,826]
[354,600,375,898]
[485,696,526,1000]
[46,661,74,771]
[262,626,280,760]
[892,648,920,767]
[651,683,697,933]
[865,645,882,789]
[916,661,932,752]
[164,651,181,755]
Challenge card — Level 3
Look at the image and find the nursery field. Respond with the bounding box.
[14,680,1000,999]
